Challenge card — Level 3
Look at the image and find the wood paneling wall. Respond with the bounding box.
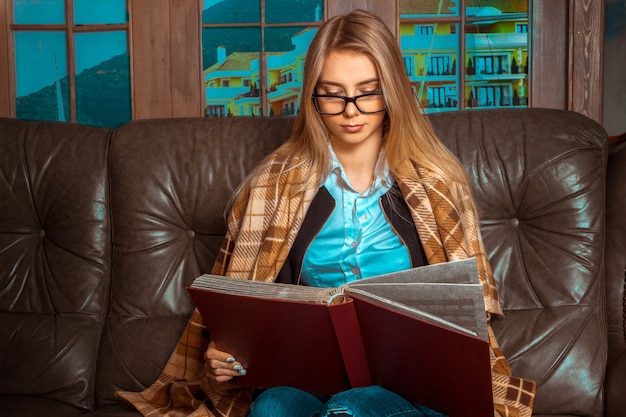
[531,0,604,123]
[130,0,203,119]
[570,0,604,122]
[530,1,569,110]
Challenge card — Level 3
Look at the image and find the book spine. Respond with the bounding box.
[328,300,373,388]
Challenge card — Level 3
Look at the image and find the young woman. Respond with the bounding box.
[120,9,535,417]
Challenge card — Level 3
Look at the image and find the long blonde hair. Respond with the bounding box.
[235,9,472,200]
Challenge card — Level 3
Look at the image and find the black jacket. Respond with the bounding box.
[276,183,427,285]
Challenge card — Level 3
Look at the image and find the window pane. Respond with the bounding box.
[400,23,460,112]
[400,0,459,18]
[465,1,528,109]
[15,31,69,122]
[265,0,323,24]
[203,27,262,116]
[203,0,260,24]
[75,31,130,127]
[265,27,316,116]
[74,0,127,25]
[14,0,65,24]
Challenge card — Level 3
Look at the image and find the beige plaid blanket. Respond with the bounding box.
[117,153,535,417]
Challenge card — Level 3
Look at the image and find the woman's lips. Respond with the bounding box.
[342,124,364,133]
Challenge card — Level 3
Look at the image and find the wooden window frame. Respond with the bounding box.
[1,0,130,122]
[201,0,326,118]
[0,0,604,123]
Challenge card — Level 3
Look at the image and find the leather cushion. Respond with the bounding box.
[429,109,608,416]
[0,118,111,411]
[96,117,293,405]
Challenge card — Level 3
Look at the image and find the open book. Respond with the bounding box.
[188,258,493,417]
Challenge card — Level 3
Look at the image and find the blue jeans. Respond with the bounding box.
[246,386,448,417]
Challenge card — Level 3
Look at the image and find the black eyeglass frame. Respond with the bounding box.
[311,92,386,115]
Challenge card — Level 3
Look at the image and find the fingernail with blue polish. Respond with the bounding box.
[226,357,235,363]
[233,365,243,371]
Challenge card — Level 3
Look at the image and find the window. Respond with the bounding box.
[404,56,414,77]
[469,84,512,108]
[202,0,324,117]
[207,105,227,117]
[0,1,603,123]
[420,25,435,35]
[428,55,455,76]
[11,0,131,128]
[473,54,509,75]
[399,0,528,113]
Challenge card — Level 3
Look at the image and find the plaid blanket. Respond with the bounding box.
[117,153,535,417]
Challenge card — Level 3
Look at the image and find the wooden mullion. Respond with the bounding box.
[263,21,324,28]
[201,21,263,28]
[65,0,77,123]
[459,1,466,111]
[10,24,68,31]
[127,0,135,119]
[399,16,462,25]
[73,24,129,32]
[260,0,267,116]
[0,0,14,116]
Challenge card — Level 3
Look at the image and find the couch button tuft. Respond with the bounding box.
[187,230,195,239]
[38,229,46,238]
[509,218,520,228]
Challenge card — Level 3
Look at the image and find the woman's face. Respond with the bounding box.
[315,50,386,152]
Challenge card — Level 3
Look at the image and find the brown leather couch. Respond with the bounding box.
[0,108,621,416]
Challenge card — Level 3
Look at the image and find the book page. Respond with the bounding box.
[352,258,479,285]
[344,258,488,340]
[191,274,342,304]
[190,258,486,338]
[346,284,487,340]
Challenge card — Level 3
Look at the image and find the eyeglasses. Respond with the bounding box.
[311,92,385,115]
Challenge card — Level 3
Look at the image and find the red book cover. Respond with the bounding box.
[187,258,494,417]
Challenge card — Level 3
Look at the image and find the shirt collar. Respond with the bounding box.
[326,143,394,196]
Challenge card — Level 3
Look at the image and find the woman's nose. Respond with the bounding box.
[343,100,360,116]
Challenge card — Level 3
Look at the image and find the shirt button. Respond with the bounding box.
[351,267,359,275]
[350,241,357,248]
[361,214,369,221]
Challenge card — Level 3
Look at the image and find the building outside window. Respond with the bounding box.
[11,0,131,127]
[202,0,323,117]
[399,0,528,113]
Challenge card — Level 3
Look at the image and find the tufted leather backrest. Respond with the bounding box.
[429,109,608,416]
[0,109,612,415]
[0,118,112,411]
[96,117,294,406]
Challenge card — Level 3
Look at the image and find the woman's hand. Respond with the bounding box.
[204,340,247,382]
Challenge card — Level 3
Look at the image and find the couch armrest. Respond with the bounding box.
[605,141,626,417]
[605,348,626,417]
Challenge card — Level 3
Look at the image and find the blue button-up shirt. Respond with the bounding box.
[300,146,411,288]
